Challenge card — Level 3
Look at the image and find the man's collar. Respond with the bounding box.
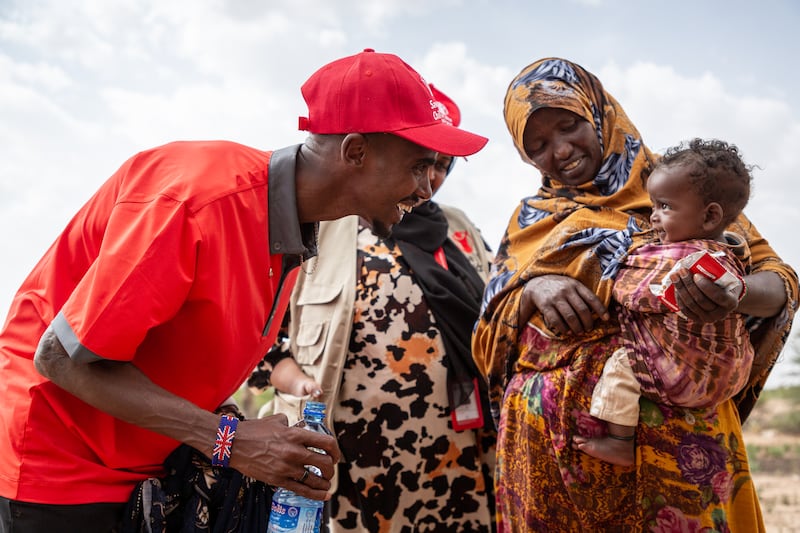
[268,144,318,260]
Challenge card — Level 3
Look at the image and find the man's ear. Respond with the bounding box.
[703,202,724,231]
[341,133,368,166]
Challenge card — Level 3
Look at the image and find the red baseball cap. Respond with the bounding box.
[298,49,488,157]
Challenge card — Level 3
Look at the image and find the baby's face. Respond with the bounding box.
[647,166,710,243]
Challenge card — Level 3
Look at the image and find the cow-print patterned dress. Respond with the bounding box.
[326,225,496,533]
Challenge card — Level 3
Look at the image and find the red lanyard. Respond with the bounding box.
[433,246,448,270]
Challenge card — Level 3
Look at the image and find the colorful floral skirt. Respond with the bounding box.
[495,325,764,532]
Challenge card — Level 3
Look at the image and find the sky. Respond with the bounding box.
[1,0,799,386]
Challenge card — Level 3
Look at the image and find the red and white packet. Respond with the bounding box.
[650,250,745,313]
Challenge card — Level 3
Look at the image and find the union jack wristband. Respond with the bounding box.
[211,414,239,468]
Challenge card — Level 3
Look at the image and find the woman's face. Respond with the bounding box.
[522,107,602,187]
[430,153,454,196]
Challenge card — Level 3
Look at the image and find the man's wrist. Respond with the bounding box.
[211,414,239,468]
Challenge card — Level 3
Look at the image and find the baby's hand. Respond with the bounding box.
[297,378,322,399]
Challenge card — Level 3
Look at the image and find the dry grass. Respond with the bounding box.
[744,387,800,532]
[751,472,800,532]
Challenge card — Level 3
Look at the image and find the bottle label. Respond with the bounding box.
[268,500,318,532]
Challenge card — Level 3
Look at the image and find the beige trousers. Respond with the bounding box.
[590,348,641,426]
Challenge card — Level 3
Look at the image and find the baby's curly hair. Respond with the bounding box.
[657,138,752,227]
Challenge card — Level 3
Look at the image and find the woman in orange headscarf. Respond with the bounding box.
[473,57,797,531]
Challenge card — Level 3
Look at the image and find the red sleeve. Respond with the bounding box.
[57,196,201,362]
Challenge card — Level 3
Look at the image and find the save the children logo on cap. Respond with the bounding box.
[420,79,454,126]
[431,99,454,126]
[428,84,460,127]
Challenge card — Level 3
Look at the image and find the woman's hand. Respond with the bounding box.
[671,269,786,322]
[519,274,608,335]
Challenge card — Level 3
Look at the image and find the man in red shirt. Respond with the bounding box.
[0,49,488,532]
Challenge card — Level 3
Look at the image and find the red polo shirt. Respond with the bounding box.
[0,141,310,503]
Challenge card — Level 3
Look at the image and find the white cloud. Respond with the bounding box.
[417,42,516,121]
[349,0,463,30]
[0,54,72,91]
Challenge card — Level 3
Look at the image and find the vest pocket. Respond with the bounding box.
[293,282,342,366]
[295,320,328,365]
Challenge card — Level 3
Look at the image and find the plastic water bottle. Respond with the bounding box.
[267,401,332,533]
[302,401,334,533]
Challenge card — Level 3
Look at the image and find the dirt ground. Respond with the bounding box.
[752,471,800,532]
[744,395,800,532]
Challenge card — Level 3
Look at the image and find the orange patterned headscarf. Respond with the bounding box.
[504,57,655,213]
[480,58,658,326]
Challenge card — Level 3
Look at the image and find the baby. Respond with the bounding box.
[575,138,754,466]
